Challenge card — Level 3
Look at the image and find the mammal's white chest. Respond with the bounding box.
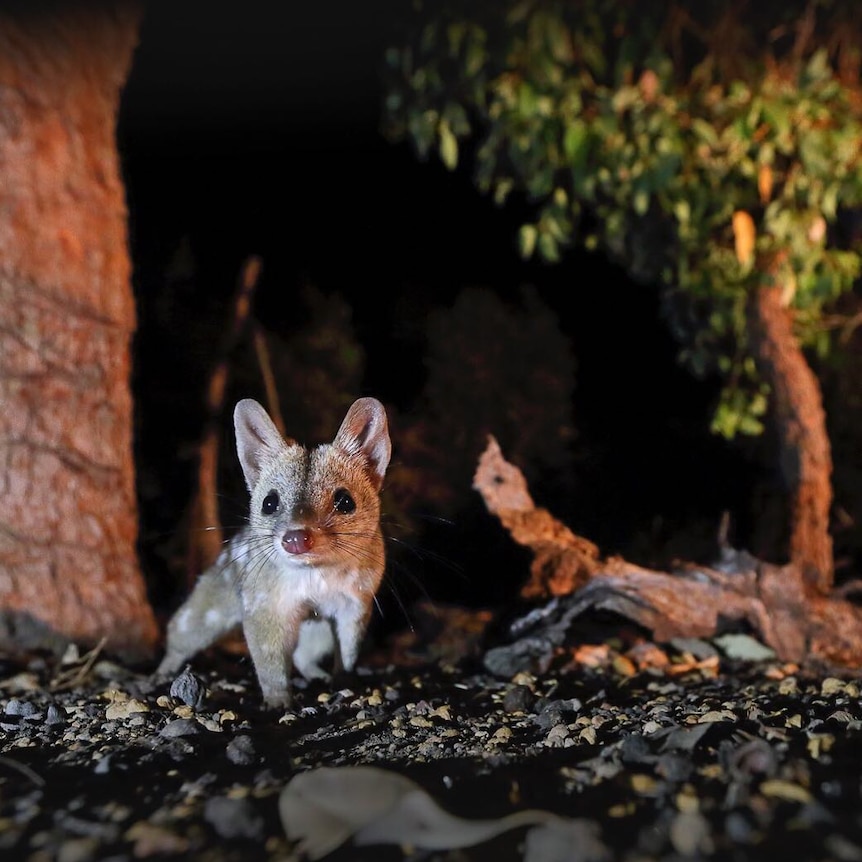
[239,550,358,619]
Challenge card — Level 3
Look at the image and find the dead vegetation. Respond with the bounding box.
[474,435,862,675]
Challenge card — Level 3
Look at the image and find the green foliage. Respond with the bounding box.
[383,0,862,438]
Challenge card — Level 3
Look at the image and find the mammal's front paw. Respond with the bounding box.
[295,662,332,682]
[262,690,292,712]
[154,655,181,679]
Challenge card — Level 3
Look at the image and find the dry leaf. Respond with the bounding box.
[524,817,610,862]
[697,709,736,723]
[808,215,826,243]
[757,164,773,203]
[625,641,670,670]
[279,765,600,860]
[572,644,611,668]
[759,779,812,803]
[732,210,756,265]
[713,633,776,662]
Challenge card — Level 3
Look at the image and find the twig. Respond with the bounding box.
[49,636,107,692]
[790,0,817,67]
[253,323,285,436]
[186,256,263,585]
[0,755,45,787]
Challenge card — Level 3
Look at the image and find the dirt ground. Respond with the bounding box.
[1,612,862,862]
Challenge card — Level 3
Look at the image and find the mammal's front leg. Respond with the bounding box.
[332,599,373,674]
[157,568,242,676]
[242,605,304,710]
[293,618,335,681]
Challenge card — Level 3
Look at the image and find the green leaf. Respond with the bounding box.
[710,402,736,439]
[517,80,537,116]
[465,35,487,78]
[438,121,458,170]
[382,0,862,445]
[563,120,589,165]
[673,199,690,225]
[447,22,466,56]
[443,101,471,136]
[691,118,719,146]
[749,390,767,417]
[737,414,764,435]
[538,230,561,262]
[518,223,538,258]
[547,20,573,64]
[494,178,514,206]
[407,109,437,160]
[804,48,831,84]
[821,184,839,220]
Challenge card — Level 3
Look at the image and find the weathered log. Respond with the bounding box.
[473,437,600,599]
[474,435,862,673]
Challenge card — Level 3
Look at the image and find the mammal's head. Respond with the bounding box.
[233,398,391,567]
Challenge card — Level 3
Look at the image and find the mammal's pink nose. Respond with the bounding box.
[283,529,315,555]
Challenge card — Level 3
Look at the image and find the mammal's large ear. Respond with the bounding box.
[234,399,291,491]
[332,398,391,491]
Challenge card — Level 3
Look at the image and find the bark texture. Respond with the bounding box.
[0,2,158,659]
[749,285,834,595]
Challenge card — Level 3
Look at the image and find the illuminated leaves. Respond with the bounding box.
[519,223,538,258]
[438,119,458,169]
[383,0,862,438]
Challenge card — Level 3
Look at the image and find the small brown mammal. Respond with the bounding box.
[157,397,391,709]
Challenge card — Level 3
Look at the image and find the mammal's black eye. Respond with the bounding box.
[333,488,355,514]
[262,491,279,515]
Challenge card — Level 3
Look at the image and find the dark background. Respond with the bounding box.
[116,1,787,625]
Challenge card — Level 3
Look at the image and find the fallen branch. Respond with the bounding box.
[49,637,108,692]
[252,324,285,436]
[473,436,862,674]
[472,436,600,599]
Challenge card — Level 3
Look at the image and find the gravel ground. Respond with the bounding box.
[2,624,862,862]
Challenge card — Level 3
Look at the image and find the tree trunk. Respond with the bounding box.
[749,284,834,595]
[0,3,158,660]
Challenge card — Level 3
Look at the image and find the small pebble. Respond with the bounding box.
[502,684,533,713]
[225,735,256,766]
[5,698,37,717]
[160,719,200,738]
[46,704,67,726]
[170,667,207,709]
